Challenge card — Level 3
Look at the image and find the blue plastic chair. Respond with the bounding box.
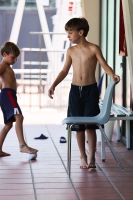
[62,81,124,177]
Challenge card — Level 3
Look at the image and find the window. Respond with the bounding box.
[0,0,55,9]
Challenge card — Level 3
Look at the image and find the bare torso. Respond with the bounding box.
[48,35,120,100]
[70,42,97,86]
[0,63,17,91]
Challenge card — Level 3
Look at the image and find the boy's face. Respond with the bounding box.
[67,29,83,44]
[3,52,18,65]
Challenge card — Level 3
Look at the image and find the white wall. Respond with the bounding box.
[81,0,100,81]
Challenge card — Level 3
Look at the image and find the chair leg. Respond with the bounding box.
[116,120,120,142]
[101,132,106,162]
[126,120,130,150]
[97,124,124,171]
[67,125,72,177]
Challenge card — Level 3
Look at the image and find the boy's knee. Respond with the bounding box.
[19,114,24,121]
[86,129,96,134]
[15,114,24,122]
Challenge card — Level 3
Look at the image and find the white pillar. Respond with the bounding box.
[122,0,133,100]
[81,0,100,82]
[9,0,26,44]
[36,0,52,50]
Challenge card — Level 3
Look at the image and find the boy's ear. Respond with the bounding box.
[79,29,84,36]
[2,52,7,57]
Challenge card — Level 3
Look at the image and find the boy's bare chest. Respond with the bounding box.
[5,67,15,77]
[6,66,14,73]
[71,52,96,65]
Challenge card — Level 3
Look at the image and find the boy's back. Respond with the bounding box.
[0,42,19,91]
[0,62,17,90]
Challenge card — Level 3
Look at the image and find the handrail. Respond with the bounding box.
[14,69,51,74]
[29,32,67,35]
[21,48,67,52]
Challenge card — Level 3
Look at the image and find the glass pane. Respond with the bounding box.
[0,0,56,9]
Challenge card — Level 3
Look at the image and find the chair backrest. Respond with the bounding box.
[97,73,105,97]
[99,81,117,124]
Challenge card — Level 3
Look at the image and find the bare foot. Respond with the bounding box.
[88,159,96,169]
[80,156,89,169]
[0,151,11,157]
[20,144,38,154]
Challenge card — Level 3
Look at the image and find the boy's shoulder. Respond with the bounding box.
[87,42,102,55]
[68,42,100,49]
[88,42,100,49]
[66,46,76,55]
[0,62,4,67]
[0,62,8,73]
[0,62,7,68]
[67,45,82,53]
[68,45,76,50]
[67,43,101,55]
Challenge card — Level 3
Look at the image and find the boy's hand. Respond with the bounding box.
[48,86,55,99]
[111,74,120,82]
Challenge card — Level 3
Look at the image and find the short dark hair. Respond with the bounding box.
[0,41,20,57]
[65,17,89,37]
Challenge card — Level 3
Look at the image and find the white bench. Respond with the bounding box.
[110,103,133,149]
[100,100,133,150]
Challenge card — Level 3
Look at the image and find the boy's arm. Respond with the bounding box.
[48,48,72,99]
[95,46,120,82]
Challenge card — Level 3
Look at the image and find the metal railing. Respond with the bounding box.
[16,32,72,108]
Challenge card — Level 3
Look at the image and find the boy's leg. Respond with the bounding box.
[0,121,13,156]
[76,131,88,168]
[14,114,38,154]
[86,129,96,168]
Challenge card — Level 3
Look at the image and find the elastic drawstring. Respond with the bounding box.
[79,86,82,98]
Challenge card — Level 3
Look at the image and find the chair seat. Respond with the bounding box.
[62,115,104,125]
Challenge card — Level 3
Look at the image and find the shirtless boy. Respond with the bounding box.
[48,18,120,169]
[0,41,38,156]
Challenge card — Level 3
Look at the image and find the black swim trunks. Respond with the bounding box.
[67,83,100,131]
[0,88,22,124]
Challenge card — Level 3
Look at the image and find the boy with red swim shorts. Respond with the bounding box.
[0,41,38,157]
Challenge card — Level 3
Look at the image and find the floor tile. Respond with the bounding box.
[0,108,133,200]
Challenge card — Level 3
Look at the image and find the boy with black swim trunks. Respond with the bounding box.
[48,18,120,169]
[0,41,38,156]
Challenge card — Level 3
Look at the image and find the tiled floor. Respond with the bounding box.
[0,108,133,200]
